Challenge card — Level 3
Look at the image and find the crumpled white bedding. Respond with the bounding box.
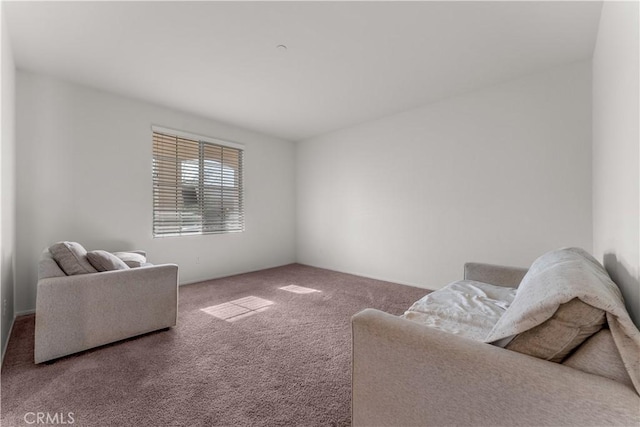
[402,280,516,341]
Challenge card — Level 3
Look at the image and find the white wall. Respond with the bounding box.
[297,62,592,290]
[1,7,17,359]
[592,1,639,327]
[15,71,296,313]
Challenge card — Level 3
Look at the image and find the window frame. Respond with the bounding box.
[151,125,245,238]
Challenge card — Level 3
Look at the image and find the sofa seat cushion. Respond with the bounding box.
[49,241,98,276]
[563,329,634,388]
[402,280,517,341]
[87,250,130,272]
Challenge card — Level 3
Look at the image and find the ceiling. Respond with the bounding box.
[5,1,602,142]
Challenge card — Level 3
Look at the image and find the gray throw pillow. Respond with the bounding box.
[506,297,605,362]
[486,248,609,363]
[112,251,147,268]
[87,250,130,272]
[49,241,98,276]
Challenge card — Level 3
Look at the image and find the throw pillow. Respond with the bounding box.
[485,247,608,362]
[112,251,147,268]
[506,297,605,362]
[87,250,131,272]
[49,241,98,276]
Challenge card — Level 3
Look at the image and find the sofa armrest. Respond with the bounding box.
[464,262,528,288]
[352,309,639,427]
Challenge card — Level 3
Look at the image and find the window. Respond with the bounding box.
[152,127,244,237]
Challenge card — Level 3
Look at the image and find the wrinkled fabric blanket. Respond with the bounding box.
[485,247,640,395]
[403,280,516,341]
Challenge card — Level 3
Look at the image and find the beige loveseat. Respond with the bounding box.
[35,248,178,363]
[352,249,640,426]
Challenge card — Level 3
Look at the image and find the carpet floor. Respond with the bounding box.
[1,264,428,427]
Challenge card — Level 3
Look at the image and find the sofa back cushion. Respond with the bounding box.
[486,248,609,363]
[506,297,605,362]
[563,329,633,388]
[87,250,130,272]
[49,241,98,276]
[112,251,147,268]
[39,250,67,279]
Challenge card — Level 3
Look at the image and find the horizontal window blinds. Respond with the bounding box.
[152,130,244,237]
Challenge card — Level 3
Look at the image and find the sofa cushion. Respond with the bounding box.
[87,250,130,272]
[39,250,67,279]
[563,329,634,388]
[49,241,98,276]
[486,248,607,362]
[506,297,605,362]
[113,251,147,268]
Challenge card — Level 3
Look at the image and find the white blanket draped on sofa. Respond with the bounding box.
[484,248,640,395]
[402,280,516,341]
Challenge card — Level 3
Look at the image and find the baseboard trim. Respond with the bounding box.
[1,314,16,367]
[179,262,298,287]
[295,261,438,292]
[15,309,35,316]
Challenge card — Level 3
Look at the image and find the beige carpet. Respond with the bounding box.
[1,264,428,426]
